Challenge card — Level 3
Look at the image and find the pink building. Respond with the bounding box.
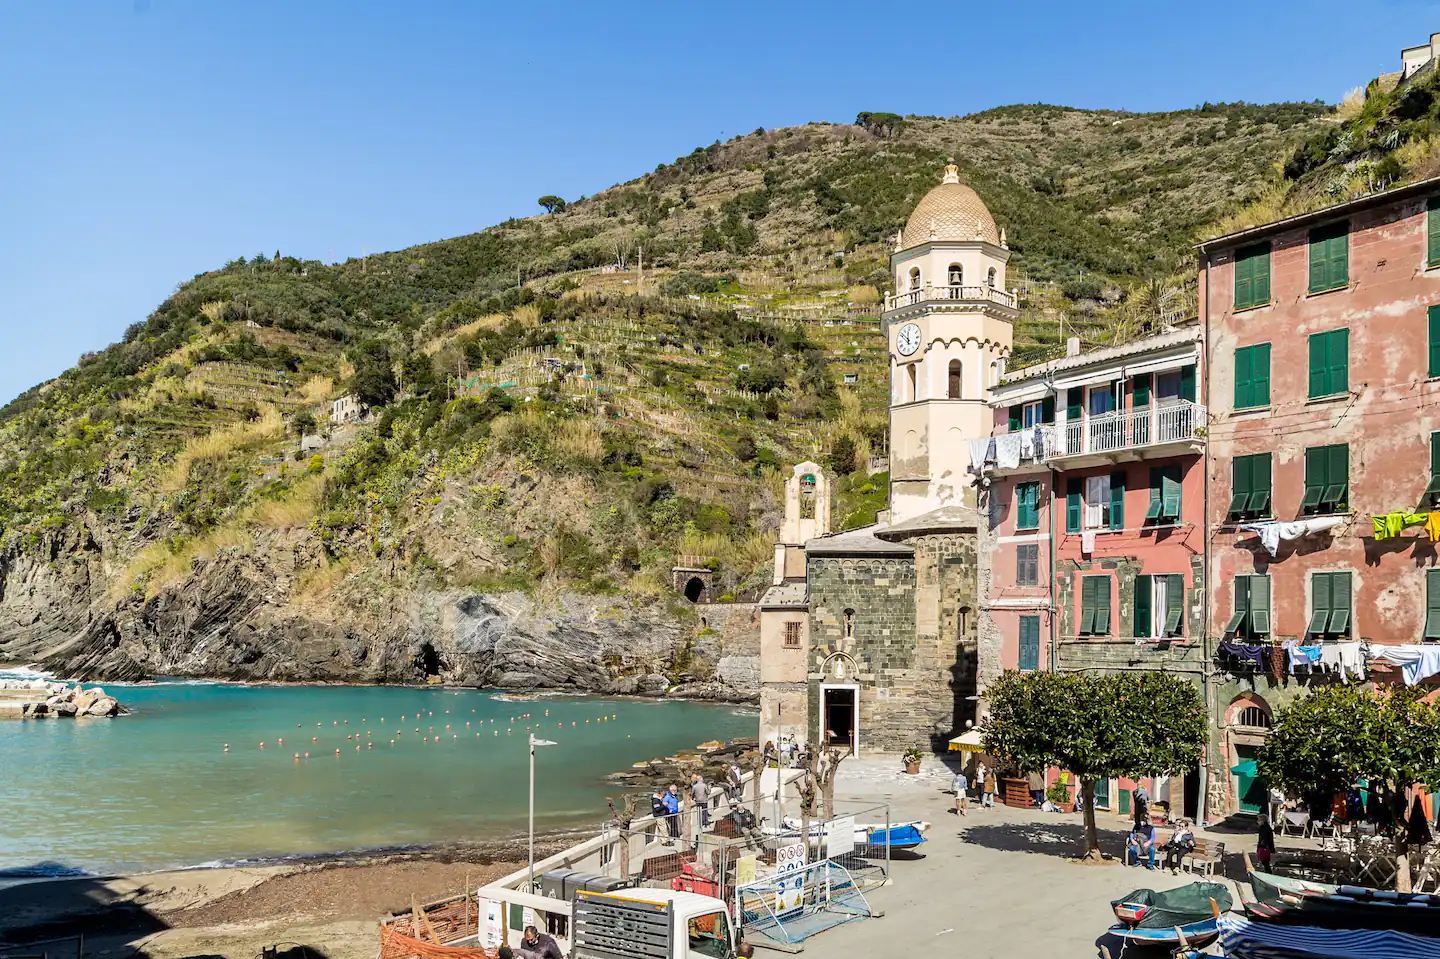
[1199,175,1440,816]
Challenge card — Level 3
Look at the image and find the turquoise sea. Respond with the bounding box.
[0,679,755,877]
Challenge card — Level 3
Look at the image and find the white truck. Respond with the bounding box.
[570,888,751,959]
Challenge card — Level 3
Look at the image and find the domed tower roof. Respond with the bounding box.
[900,162,1001,249]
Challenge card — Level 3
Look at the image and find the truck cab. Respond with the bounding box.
[571,888,749,959]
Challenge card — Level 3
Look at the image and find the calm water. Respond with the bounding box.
[0,680,755,876]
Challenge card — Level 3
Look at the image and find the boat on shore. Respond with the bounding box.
[1243,870,1440,937]
[773,817,930,851]
[1107,881,1231,949]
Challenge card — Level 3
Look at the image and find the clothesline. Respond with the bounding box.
[1216,639,1440,686]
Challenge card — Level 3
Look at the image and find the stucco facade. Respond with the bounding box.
[1199,176,1440,816]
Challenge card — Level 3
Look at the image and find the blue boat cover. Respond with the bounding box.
[1219,915,1440,959]
[866,825,926,846]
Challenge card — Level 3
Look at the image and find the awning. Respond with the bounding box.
[1230,759,1259,777]
[948,729,986,753]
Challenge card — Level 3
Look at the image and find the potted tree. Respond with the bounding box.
[902,744,924,775]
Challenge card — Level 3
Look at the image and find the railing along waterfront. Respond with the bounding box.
[885,284,1017,311]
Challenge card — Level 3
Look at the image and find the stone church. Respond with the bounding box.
[759,163,1017,755]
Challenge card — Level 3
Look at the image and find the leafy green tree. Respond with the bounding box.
[982,671,1206,860]
[1259,685,1440,890]
[348,339,397,407]
[854,111,906,138]
[735,360,786,394]
[292,410,316,437]
[538,195,567,214]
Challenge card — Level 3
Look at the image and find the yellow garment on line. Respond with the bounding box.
[1429,512,1440,544]
[1372,511,1429,541]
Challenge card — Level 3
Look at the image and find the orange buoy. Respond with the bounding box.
[305,751,310,758]
[335,748,340,754]
[312,736,317,742]
[294,753,300,759]
[259,741,265,748]
[224,743,229,751]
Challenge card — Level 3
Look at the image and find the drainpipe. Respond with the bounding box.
[1198,247,1213,826]
[1043,370,1060,673]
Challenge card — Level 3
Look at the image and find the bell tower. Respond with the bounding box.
[886,161,1017,523]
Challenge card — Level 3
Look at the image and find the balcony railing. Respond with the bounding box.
[886,284,1017,311]
[1060,401,1205,457]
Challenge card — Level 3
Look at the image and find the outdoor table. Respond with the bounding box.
[1278,810,1310,836]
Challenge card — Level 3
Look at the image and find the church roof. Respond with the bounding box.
[876,505,984,540]
[900,163,1001,249]
[804,523,914,556]
[759,581,809,609]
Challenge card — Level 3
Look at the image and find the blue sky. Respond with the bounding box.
[0,1,1432,404]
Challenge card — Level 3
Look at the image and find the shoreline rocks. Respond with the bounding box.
[0,679,125,718]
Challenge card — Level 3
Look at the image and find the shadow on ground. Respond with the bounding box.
[958,820,1132,861]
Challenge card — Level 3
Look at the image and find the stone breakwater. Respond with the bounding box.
[0,679,125,718]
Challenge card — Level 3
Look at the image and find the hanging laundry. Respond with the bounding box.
[1371,645,1440,686]
[994,434,1022,470]
[1218,640,1265,672]
[1081,529,1096,555]
[1370,512,1428,541]
[1427,512,1440,544]
[1239,516,1346,558]
[1319,642,1367,682]
[1286,643,1323,675]
[1032,424,1047,461]
[968,438,993,475]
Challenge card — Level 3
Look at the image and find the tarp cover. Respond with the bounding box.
[1111,882,1232,929]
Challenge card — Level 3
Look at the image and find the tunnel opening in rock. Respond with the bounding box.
[683,577,705,603]
[417,642,441,677]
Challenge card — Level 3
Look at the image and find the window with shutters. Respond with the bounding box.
[1016,482,1041,530]
[1145,465,1183,524]
[1426,569,1440,641]
[1233,343,1271,409]
[1008,400,1049,432]
[1018,616,1040,671]
[1224,574,1271,641]
[1429,197,1440,269]
[1429,305,1440,379]
[1302,444,1349,515]
[1228,453,1273,521]
[1308,221,1349,294]
[1426,432,1440,508]
[1016,544,1040,585]
[783,622,801,649]
[1233,243,1271,311]
[1084,475,1111,529]
[1133,573,1186,640]
[1308,571,1353,639]
[1078,574,1112,636]
[1307,329,1349,399]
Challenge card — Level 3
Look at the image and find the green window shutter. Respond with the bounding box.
[1309,223,1349,294]
[1009,405,1022,432]
[1164,573,1184,636]
[1066,387,1083,421]
[1250,575,1271,635]
[1226,576,1250,634]
[1017,482,1039,530]
[1066,478,1082,532]
[1229,455,1251,518]
[1132,373,1150,407]
[1019,616,1040,671]
[1303,447,1325,510]
[1179,364,1196,403]
[1308,333,1328,398]
[1429,306,1440,379]
[1329,329,1349,395]
[1429,433,1440,506]
[1146,467,1163,520]
[1308,573,1332,635]
[1109,470,1126,530]
[1234,347,1253,410]
[1324,444,1349,509]
[1330,229,1349,290]
[1041,395,1055,423]
[1161,466,1182,519]
[1427,569,1440,640]
[1079,575,1096,634]
[1253,246,1271,305]
[1234,248,1253,310]
[1134,574,1152,639]
[1095,575,1111,635]
[1252,453,1272,516]
[1253,343,1270,406]
[1329,573,1352,635]
[1428,197,1440,268]
[1309,232,1328,293]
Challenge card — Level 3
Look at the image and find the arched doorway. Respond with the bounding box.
[947,359,963,399]
[683,577,705,603]
[1227,693,1273,816]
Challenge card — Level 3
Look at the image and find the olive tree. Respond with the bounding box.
[981,670,1206,861]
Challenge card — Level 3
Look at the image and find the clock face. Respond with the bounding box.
[896,323,921,357]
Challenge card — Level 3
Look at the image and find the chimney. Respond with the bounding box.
[1066,336,1081,357]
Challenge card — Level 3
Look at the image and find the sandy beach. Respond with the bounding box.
[0,843,577,959]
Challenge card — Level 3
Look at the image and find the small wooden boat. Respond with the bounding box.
[771,817,930,850]
[1108,882,1231,949]
[1246,870,1440,937]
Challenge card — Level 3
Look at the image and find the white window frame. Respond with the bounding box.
[1020,400,1043,428]
[1084,475,1111,529]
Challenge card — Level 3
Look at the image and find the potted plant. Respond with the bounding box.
[1046,780,1074,813]
[901,744,923,775]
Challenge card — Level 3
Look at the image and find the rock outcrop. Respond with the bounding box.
[0,679,124,718]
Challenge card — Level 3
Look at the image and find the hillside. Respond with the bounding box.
[0,101,1332,688]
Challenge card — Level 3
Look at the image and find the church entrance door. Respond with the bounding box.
[819,684,858,758]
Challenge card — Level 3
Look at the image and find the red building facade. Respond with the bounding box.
[1199,176,1440,816]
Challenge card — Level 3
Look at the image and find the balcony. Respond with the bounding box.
[1057,401,1206,466]
[885,284,1018,312]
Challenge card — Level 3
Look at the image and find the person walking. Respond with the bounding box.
[726,761,743,804]
[691,774,711,828]
[985,768,999,809]
[1132,783,1151,827]
[975,761,990,807]
[952,768,969,816]
[1026,770,1045,808]
[663,783,681,839]
[1256,817,1276,870]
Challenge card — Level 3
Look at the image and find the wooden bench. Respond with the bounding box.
[1183,839,1225,876]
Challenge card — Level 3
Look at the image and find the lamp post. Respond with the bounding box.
[530,733,557,887]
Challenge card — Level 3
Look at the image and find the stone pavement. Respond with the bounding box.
[793,756,1234,959]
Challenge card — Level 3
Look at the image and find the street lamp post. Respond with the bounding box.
[529,733,557,887]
